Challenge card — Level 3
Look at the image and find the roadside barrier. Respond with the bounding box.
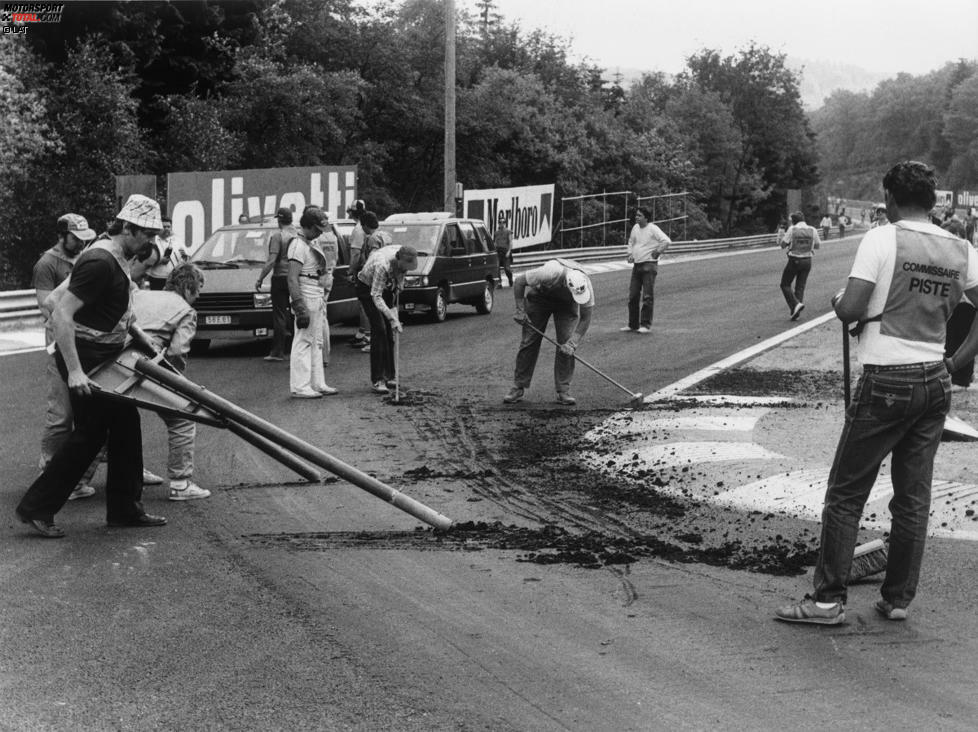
[0,233,778,329]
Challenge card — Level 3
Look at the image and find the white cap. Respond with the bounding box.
[117,194,163,231]
[565,269,592,304]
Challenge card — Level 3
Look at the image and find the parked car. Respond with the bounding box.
[189,218,358,350]
[378,212,498,322]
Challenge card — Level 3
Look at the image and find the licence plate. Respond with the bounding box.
[254,328,268,336]
[205,315,232,325]
[402,303,415,310]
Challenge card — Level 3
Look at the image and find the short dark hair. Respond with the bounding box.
[790,211,804,224]
[882,161,937,211]
[636,207,651,220]
[165,262,204,302]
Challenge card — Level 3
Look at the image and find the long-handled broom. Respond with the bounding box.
[842,321,889,581]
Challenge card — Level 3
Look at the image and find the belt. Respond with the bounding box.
[863,361,945,374]
[298,273,321,280]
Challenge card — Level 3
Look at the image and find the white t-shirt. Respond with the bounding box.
[850,220,978,364]
[288,236,326,300]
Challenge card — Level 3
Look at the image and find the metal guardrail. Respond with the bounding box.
[0,234,777,329]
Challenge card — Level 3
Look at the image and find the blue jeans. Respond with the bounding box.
[514,296,578,394]
[813,362,950,607]
[627,261,657,329]
[780,256,811,311]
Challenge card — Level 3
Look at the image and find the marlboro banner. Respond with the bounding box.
[463,184,554,250]
[167,165,357,247]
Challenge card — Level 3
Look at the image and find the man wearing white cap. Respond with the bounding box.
[32,213,96,491]
[504,258,594,405]
[17,195,166,537]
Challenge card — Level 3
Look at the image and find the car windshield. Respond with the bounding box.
[191,228,271,268]
[378,224,438,255]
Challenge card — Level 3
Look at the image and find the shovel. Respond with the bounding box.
[518,319,645,408]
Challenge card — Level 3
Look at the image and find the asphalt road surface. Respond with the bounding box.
[3,238,976,731]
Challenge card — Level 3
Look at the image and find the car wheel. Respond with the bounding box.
[430,287,449,323]
[475,279,494,314]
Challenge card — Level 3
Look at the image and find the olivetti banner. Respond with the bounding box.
[167,165,357,247]
[463,184,554,250]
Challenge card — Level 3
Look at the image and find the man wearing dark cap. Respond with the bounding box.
[33,214,97,498]
[255,206,297,361]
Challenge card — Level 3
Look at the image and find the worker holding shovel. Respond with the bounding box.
[503,259,594,406]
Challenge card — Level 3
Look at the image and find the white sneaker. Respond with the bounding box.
[372,381,389,394]
[291,389,324,399]
[142,469,164,485]
[316,385,338,395]
[68,483,96,501]
[168,480,211,501]
[619,326,636,332]
[637,326,651,334]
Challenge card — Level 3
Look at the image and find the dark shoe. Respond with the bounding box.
[775,595,844,625]
[16,509,65,538]
[107,513,167,528]
[555,392,577,406]
[503,387,524,404]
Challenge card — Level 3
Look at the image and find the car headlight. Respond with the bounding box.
[254,292,272,308]
[404,275,427,287]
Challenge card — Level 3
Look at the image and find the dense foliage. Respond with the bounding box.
[3,0,823,287]
[810,59,978,201]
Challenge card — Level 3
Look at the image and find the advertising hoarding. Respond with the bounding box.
[463,184,554,250]
[167,165,356,247]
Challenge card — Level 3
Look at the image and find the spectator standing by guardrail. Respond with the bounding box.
[779,211,820,321]
[16,194,168,538]
[776,161,978,625]
[493,213,514,287]
[621,207,670,334]
[255,207,297,362]
[33,213,98,501]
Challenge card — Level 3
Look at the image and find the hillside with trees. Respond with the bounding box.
[2,0,822,288]
[809,59,978,201]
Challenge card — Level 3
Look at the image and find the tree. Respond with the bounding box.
[681,45,820,232]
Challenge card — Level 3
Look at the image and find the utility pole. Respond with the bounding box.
[444,0,456,214]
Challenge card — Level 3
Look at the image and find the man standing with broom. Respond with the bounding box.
[776,161,978,625]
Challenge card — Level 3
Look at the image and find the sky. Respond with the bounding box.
[480,0,978,77]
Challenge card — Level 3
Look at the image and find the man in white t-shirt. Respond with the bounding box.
[776,161,978,626]
[621,207,670,333]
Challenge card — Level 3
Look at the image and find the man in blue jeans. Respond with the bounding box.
[621,207,670,334]
[776,161,978,625]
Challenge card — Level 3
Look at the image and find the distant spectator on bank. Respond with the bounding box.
[255,207,297,362]
[133,262,211,500]
[838,213,848,238]
[819,214,832,240]
[494,213,514,287]
[871,204,888,228]
[779,211,821,321]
